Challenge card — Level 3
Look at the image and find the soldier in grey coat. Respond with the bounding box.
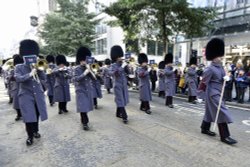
[10,55,24,121]
[186,57,198,104]
[109,45,129,124]
[158,61,165,98]
[137,53,152,114]
[164,53,175,108]
[15,39,48,146]
[53,55,71,114]
[198,38,237,145]
[103,58,113,94]
[45,55,56,106]
[74,46,96,130]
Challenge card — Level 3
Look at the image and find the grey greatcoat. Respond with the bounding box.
[15,64,48,123]
[74,66,93,113]
[52,67,71,102]
[164,66,176,96]
[186,67,198,96]
[92,77,103,98]
[158,69,165,91]
[102,67,113,89]
[9,69,20,109]
[200,62,233,123]
[109,63,129,107]
[46,64,56,96]
[137,66,152,101]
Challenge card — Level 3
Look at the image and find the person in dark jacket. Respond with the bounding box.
[198,38,237,145]
[45,55,56,106]
[74,46,96,130]
[164,53,175,108]
[53,55,71,114]
[15,39,48,146]
[236,69,248,103]
[149,66,157,92]
[137,53,152,114]
[109,45,129,124]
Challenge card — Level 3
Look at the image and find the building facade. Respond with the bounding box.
[175,0,250,66]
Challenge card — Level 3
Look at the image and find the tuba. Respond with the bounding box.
[2,59,14,71]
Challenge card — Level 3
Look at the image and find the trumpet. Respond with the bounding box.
[2,59,14,71]
[31,59,49,83]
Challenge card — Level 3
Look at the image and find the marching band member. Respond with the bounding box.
[158,61,166,98]
[109,45,129,124]
[92,60,103,109]
[74,46,95,130]
[15,39,48,146]
[137,53,152,114]
[103,58,113,94]
[45,55,56,106]
[53,55,71,114]
[199,38,237,145]
[186,57,198,104]
[11,55,23,121]
[164,53,175,108]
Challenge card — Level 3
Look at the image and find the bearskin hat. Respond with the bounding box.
[105,58,111,65]
[65,62,70,67]
[138,53,148,64]
[158,61,165,69]
[13,55,24,66]
[46,55,55,63]
[19,39,39,57]
[110,45,124,62]
[56,55,67,66]
[76,46,91,65]
[98,61,103,67]
[164,53,173,64]
[189,57,197,65]
[205,38,225,61]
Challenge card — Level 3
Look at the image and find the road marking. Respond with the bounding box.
[242,120,250,126]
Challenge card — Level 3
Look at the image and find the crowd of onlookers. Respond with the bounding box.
[123,60,250,104]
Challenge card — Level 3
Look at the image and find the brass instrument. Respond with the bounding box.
[90,63,100,74]
[150,63,158,69]
[2,59,14,71]
[34,59,49,71]
[31,59,49,83]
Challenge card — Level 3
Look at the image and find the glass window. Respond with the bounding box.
[95,38,107,55]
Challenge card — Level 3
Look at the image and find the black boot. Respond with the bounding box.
[165,97,169,106]
[221,137,237,145]
[15,109,22,121]
[188,96,192,102]
[144,101,151,114]
[33,132,41,138]
[201,120,216,136]
[116,108,122,118]
[192,96,197,104]
[83,124,90,131]
[26,137,33,146]
[168,97,174,108]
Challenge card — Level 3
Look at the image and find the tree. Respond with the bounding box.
[40,0,98,56]
[104,0,216,56]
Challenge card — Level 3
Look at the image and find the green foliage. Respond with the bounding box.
[40,0,98,56]
[104,0,217,55]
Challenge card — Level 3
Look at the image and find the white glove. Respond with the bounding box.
[223,75,230,81]
[122,62,127,68]
[83,69,90,76]
[59,67,64,71]
[29,69,37,77]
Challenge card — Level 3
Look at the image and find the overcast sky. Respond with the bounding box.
[0,0,41,58]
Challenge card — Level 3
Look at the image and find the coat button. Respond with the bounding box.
[34,93,36,95]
